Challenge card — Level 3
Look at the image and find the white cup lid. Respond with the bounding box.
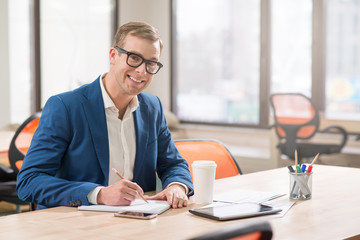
[192,160,217,168]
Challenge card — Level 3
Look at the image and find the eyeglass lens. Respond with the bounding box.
[127,53,159,74]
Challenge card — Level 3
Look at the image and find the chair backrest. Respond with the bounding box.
[8,112,41,174]
[174,139,242,179]
[269,93,319,140]
[190,220,273,240]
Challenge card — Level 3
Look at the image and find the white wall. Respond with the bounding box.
[0,0,10,128]
[119,0,171,110]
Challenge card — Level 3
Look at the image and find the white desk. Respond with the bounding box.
[1,165,359,239]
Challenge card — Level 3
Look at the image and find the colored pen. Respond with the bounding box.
[306,153,320,173]
[294,150,302,173]
[112,168,149,203]
[288,165,295,173]
[301,164,307,173]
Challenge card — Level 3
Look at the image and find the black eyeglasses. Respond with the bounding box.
[114,46,163,74]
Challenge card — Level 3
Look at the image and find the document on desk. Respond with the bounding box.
[78,200,170,214]
[263,197,295,217]
[214,189,286,204]
[208,189,294,218]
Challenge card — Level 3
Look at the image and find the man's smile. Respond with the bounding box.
[128,75,144,83]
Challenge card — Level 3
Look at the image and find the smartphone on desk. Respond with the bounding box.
[114,211,158,220]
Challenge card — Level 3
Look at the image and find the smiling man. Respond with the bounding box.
[16,22,193,210]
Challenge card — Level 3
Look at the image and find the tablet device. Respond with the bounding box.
[189,202,282,221]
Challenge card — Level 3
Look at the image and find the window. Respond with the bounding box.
[173,0,360,127]
[8,0,31,123]
[40,0,116,106]
[325,0,360,120]
[173,0,261,125]
[271,0,312,96]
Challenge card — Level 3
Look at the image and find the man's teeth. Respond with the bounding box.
[129,76,142,83]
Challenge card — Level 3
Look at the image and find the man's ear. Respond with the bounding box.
[109,48,117,65]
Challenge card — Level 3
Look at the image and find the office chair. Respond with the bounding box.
[174,139,242,179]
[190,220,273,240]
[269,93,348,162]
[0,112,41,212]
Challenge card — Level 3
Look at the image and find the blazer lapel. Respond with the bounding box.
[133,96,149,179]
[82,77,109,184]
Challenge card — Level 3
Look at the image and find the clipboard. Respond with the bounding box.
[189,202,282,221]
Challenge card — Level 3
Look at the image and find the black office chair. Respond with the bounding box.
[190,220,273,240]
[0,112,41,212]
[269,93,348,162]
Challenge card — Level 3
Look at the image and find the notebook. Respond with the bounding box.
[78,199,170,215]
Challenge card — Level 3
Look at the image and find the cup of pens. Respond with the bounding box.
[288,151,319,200]
[289,171,312,200]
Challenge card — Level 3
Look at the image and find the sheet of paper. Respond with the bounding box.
[78,199,170,214]
[214,189,285,204]
[202,196,295,218]
[263,198,295,217]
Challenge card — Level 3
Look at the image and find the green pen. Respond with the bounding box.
[296,165,302,173]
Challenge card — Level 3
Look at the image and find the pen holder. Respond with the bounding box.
[289,172,312,200]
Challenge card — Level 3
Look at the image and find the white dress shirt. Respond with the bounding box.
[87,74,187,204]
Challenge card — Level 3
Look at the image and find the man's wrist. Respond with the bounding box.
[87,186,104,204]
[166,182,188,195]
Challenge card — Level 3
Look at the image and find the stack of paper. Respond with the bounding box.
[78,199,170,215]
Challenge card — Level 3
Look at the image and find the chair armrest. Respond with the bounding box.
[319,125,348,149]
[0,163,14,174]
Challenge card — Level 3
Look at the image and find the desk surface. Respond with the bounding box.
[1,165,360,240]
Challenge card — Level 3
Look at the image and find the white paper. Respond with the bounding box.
[78,199,170,214]
[263,198,295,217]
[205,190,295,218]
[214,189,285,204]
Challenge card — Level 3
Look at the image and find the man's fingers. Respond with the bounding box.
[125,180,144,195]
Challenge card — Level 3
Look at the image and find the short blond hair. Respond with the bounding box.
[113,22,163,52]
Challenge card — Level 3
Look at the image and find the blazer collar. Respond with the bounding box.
[133,94,150,179]
[81,76,109,184]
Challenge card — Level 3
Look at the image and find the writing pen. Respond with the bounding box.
[295,149,302,173]
[306,153,320,173]
[301,164,307,173]
[112,168,149,203]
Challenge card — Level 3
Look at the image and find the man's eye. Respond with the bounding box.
[147,61,157,67]
[129,54,142,63]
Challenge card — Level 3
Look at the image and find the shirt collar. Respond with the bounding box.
[99,73,139,114]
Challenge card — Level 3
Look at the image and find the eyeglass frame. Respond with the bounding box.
[114,46,163,74]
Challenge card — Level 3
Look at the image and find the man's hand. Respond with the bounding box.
[97,179,144,206]
[145,184,188,209]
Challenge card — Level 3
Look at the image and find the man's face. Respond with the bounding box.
[111,35,161,97]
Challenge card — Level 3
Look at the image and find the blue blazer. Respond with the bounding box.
[16,77,193,209]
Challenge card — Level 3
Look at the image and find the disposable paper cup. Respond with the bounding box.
[192,160,217,204]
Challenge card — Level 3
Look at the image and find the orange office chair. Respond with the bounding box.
[174,139,242,179]
[0,112,41,212]
[8,112,41,175]
[269,93,348,162]
[190,220,273,240]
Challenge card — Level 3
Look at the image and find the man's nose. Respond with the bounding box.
[135,62,147,74]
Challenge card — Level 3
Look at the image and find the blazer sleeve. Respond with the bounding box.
[16,96,99,208]
[154,97,194,196]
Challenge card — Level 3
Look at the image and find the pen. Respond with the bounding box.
[306,153,320,173]
[295,150,302,173]
[295,149,302,173]
[112,168,149,203]
[301,164,307,173]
